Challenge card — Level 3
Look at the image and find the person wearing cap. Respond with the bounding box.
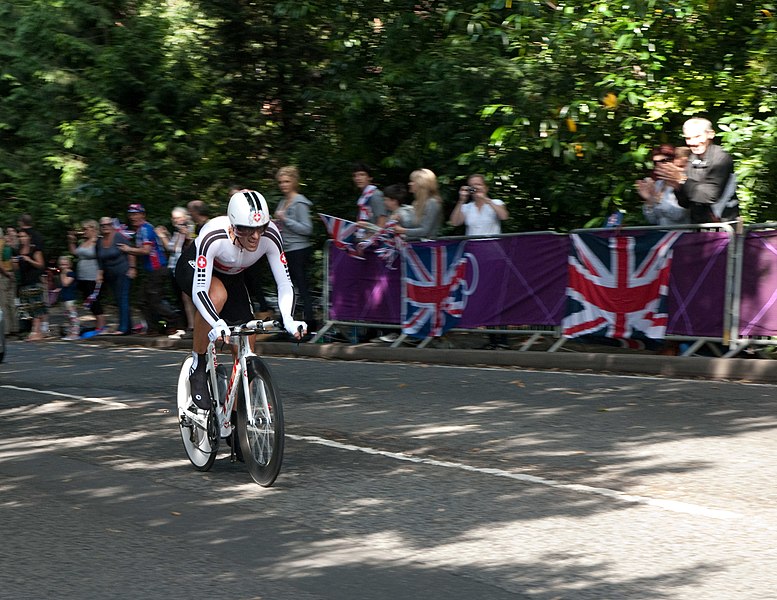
[175,190,307,410]
[119,204,184,334]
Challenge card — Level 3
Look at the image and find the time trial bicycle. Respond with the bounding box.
[176,319,284,487]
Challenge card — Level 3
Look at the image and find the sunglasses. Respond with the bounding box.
[234,224,268,237]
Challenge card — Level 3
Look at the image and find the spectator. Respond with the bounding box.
[96,217,135,335]
[14,229,47,341]
[275,166,317,335]
[56,255,80,340]
[450,173,510,349]
[155,206,196,338]
[352,162,386,228]
[449,174,509,236]
[0,227,19,337]
[392,168,443,241]
[655,117,739,224]
[18,213,45,255]
[4,226,19,253]
[67,219,106,332]
[187,200,210,235]
[383,183,415,227]
[119,203,184,334]
[636,145,690,226]
[675,146,691,170]
[374,184,416,345]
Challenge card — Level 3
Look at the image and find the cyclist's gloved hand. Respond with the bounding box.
[208,318,231,343]
[285,320,307,340]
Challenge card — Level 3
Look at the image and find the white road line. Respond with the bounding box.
[0,385,129,409]
[288,433,744,521]
[0,382,747,520]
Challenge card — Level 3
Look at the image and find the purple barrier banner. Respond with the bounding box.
[329,234,569,327]
[666,231,730,337]
[328,245,402,323]
[327,231,730,338]
[457,235,569,327]
[738,230,777,336]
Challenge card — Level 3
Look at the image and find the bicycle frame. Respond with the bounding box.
[184,320,277,447]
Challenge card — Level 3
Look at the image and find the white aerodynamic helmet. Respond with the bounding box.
[228,190,270,228]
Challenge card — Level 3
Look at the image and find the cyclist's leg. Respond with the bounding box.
[188,277,228,409]
[217,274,256,354]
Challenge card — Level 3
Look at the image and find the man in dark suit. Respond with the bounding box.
[656,117,739,224]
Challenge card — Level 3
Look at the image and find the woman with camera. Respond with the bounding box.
[450,173,510,350]
[449,174,509,237]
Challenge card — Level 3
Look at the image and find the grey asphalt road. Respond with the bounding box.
[1,339,777,599]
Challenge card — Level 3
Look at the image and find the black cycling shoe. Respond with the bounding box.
[189,369,212,410]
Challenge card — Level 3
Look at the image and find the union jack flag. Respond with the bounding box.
[562,231,683,340]
[319,214,363,257]
[402,241,476,339]
[357,220,406,269]
[112,218,134,240]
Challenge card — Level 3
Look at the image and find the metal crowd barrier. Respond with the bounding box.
[312,222,771,358]
[548,222,737,356]
[724,222,777,357]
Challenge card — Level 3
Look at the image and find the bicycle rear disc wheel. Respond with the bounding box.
[237,357,284,487]
[177,356,218,471]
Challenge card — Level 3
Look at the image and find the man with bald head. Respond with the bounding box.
[655,117,739,224]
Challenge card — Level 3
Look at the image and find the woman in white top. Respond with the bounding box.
[449,174,509,236]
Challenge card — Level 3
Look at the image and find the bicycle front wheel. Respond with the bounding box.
[237,357,284,487]
[176,356,218,471]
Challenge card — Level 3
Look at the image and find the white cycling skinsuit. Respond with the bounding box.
[189,215,297,333]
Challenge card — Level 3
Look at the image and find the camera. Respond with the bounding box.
[467,186,476,202]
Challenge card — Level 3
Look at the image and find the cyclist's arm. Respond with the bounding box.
[191,230,229,329]
[263,227,295,324]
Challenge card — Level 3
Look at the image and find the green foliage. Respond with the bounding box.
[2,0,777,265]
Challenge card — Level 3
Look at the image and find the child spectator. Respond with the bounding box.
[57,256,80,340]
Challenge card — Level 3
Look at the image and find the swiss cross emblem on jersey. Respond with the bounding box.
[280,252,287,265]
[252,211,263,223]
[196,255,207,269]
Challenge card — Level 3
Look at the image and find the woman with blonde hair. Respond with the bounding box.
[67,219,106,332]
[275,165,316,335]
[392,168,443,241]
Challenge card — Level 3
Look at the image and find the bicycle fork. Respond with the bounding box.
[241,357,273,431]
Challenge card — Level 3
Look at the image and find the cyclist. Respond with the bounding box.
[176,190,307,409]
